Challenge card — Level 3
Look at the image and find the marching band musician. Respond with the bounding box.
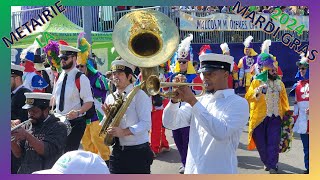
[51,41,94,152]
[163,52,249,174]
[11,63,31,174]
[11,92,67,174]
[102,58,153,174]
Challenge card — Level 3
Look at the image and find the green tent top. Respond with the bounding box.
[12,12,113,49]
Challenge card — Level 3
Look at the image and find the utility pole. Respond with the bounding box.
[82,6,92,55]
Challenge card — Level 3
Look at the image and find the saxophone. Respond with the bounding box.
[99,81,145,146]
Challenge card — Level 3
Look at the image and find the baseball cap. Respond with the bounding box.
[32,150,110,174]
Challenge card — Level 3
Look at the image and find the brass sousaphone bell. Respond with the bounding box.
[100,10,180,146]
[112,9,180,89]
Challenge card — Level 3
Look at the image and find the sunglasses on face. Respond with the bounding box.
[299,67,306,70]
[61,55,74,61]
[178,61,187,64]
[76,65,86,68]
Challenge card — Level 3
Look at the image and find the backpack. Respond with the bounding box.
[75,72,96,119]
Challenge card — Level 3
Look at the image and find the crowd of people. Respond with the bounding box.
[175,6,309,16]
[11,22,309,174]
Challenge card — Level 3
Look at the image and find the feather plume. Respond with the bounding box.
[177,34,193,57]
[77,32,91,65]
[43,40,61,72]
[243,35,253,48]
[220,43,230,54]
[261,39,271,54]
[300,52,309,64]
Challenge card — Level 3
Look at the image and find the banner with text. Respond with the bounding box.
[179,12,309,31]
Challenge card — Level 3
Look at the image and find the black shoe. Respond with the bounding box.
[269,169,278,174]
[105,160,110,167]
[179,165,185,174]
[304,169,309,174]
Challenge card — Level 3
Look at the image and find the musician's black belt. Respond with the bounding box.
[115,142,149,151]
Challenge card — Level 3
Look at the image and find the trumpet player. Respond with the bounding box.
[102,58,153,174]
[11,92,68,174]
[163,53,249,174]
[11,63,31,173]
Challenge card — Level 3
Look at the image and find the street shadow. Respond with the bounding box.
[238,156,304,174]
[238,142,252,151]
[293,133,301,140]
[238,155,264,170]
[154,148,181,163]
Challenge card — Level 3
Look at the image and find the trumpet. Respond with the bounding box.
[146,75,206,98]
[11,119,33,141]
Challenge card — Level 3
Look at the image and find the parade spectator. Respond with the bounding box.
[33,150,110,174]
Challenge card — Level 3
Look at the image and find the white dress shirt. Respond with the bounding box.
[105,84,152,146]
[52,67,94,115]
[163,89,249,174]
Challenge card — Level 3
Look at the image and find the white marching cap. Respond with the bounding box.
[24,92,52,100]
[11,63,25,72]
[59,44,80,53]
[111,59,135,73]
[199,53,234,72]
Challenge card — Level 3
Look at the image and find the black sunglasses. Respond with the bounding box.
[299,67,306,70]
[178,61,187,64]
[61,55,74,61]
[76,65,86,68]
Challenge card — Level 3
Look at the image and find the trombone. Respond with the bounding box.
[146,75,206,98]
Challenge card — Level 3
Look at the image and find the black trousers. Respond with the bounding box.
[109,141,154,174]
[65,116,86,152]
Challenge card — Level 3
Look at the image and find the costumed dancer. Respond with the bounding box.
[238,36,258,93]
[245,48,289,174]
[290,52,310,174]
[76,33,111,165]
[250,40,283,81]
[220,43,239,89]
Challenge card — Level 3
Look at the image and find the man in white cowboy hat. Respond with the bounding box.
[34,53,52,93]
[52,41,94,152]
[11,92,68,174]
[32,150,110,174]
[290,53,310,174]
[11,63,31,174]
[163,52,249,174]
[101,57,153,174]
